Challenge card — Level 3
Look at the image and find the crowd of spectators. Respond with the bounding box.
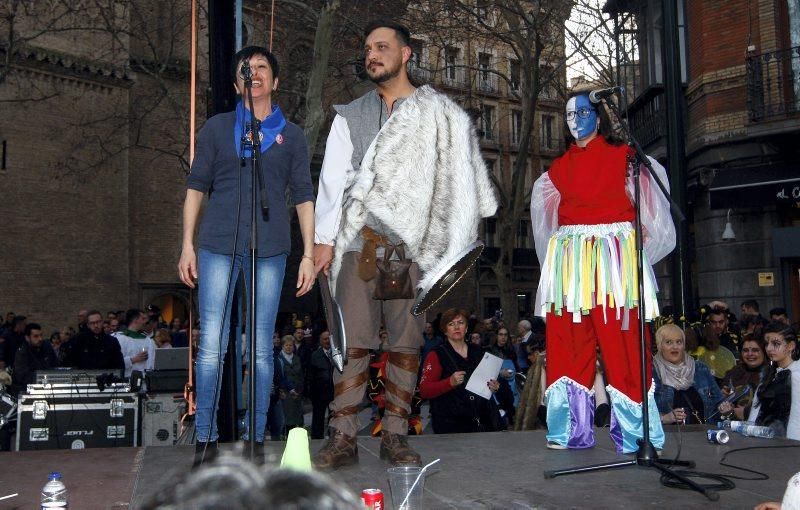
[1,298,796,444]
[0,306,197,397]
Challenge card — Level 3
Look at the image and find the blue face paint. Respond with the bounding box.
[565,94,598,141]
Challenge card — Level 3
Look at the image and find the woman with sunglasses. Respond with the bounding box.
[748,322,800,440]
[530,90,675,453]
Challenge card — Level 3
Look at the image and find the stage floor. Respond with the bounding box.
[2,427,799,509]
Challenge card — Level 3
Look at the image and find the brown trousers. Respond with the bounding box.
[329,252,424,436]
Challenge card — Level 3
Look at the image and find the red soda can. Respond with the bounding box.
[361,488,384,509]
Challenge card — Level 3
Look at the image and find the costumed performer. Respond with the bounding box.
[530,90,675,453]
[312,20,497,469]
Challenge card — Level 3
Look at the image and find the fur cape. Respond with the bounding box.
[330,85,498,295]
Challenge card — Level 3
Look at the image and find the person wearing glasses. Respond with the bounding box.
[419,308,504,434]
[530,90,676,453]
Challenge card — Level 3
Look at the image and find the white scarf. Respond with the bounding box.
[653,351,696,391]
[330,85,498,295]
[281,351,294,364]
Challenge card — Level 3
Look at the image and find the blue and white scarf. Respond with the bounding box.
[234,100,286,158]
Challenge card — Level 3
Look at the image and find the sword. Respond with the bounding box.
[318,274,347,373]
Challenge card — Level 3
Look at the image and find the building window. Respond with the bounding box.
[485,158,496,174]
[511,110,522,145]
[480,104,495,140]
[445,46,460,82]
[540,114,554,149]
[409,39,428,81]
[478,52,495,92]
[476,0,489,20]
[484,218,497,247]
[539,65,558,99]
[1,140,6,171]
[509,59,521,91]
[517,219,533,249]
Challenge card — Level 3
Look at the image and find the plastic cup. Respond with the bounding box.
[387,466,425,510]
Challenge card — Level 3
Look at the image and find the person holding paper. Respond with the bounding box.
[419,308,504,434]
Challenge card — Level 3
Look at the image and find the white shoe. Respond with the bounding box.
[546,441,567,450]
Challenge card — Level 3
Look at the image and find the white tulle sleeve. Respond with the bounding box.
[531,172,561,267]
[626,156,676,264]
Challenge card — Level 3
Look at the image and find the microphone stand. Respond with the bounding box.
[240,61,270,460]
[543,95,716,501]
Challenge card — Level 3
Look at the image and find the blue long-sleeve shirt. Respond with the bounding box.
[187,111,314,256]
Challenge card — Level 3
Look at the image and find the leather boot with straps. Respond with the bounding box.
[312,428,358,470]
[380,431,421,466]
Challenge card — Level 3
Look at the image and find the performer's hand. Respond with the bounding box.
[296,257,315,297]
[178,247,198,288]
[449,371,466,387]
[314,244,334,276]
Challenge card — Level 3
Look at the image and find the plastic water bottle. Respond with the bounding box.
[41,472,68,509]
[717,419,745,430]
[735,423,776,439]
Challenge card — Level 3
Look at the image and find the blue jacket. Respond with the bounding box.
[653,360,722,423]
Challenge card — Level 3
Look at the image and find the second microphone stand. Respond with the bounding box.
[542,96,716,501]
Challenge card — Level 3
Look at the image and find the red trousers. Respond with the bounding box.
[545,306,652,402]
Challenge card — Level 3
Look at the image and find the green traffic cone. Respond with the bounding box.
[280,427,312,472]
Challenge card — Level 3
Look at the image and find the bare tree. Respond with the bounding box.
[405,0,571,327]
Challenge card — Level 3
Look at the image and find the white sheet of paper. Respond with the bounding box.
[465,352,503,400]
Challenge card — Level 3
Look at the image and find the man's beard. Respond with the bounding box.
[368,61,401,84]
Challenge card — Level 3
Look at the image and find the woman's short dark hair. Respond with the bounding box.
[566,90,626,146]
[232,46,279,82]
[440,308,469,328]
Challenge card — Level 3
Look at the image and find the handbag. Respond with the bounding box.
[373,244,415,300]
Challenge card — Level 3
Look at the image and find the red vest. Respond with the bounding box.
[548,136,635,225]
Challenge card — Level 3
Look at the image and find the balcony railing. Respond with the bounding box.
[626,85,666,149]
[747,45,800,121]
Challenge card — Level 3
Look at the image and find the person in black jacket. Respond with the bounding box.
[307,330,335,439]
[61,310,125,372]
[12,323,57,395]
[419,308,502,434]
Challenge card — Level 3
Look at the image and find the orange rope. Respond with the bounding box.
[189,0,197,165]
[269,0,275,51]
[185,0,198,419]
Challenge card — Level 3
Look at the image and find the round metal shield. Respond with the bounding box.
[411,241,484,316]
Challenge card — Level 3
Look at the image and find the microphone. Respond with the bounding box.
[588,86,624,104]
[240,60,252,81]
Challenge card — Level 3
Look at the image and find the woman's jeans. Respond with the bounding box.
[195,249,286,442]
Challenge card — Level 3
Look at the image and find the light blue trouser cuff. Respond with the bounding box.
[545,377,596,449]
[607,384,665,454]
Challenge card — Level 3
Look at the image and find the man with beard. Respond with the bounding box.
[62,310,125,372]
[312,20,496,469]
[12,323,57,394]
[707,307,741,357]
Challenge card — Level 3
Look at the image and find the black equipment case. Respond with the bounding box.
[16,382,138,450]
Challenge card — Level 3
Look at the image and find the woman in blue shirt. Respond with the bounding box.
[178,46,315,464]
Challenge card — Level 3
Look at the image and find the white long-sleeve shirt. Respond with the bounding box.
[115,330,155,377]
[314,115,354,246]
